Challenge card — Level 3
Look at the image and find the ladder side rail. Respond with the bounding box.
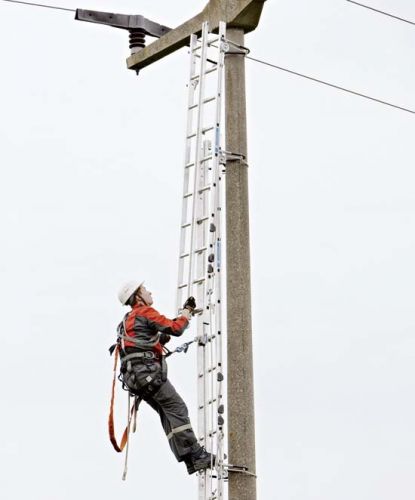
[208,299,216,459]
[204,23,227,499]
[198,316,208,500]
[212,21,226,499]
[197,22,218,500]
[187,22,210,298]
[177,33,200,312]
[196,22,212,500]
[199,146,215,498]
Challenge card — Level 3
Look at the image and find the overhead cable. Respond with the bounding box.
[1,0,413,115]
[346,0,415,27]
[246,55,415,115]
[0,0,74,12]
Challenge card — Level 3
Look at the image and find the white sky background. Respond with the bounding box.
[0,0,414,499]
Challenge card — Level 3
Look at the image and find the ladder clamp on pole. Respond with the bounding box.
[224,464,257,478]
[219,150,248,167]
[221,39,250,56]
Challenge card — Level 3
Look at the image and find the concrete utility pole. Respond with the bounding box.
[78,2,266,498]
[129,3,265,500]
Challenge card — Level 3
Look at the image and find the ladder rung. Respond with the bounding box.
[194,247,207,254]
[198,401,217,410]
[198,366,217,377]
[185,155,213,169]
[194,53,218,65]
[179,252,190,259]
[183,192,193,198]
[181,222,191,229]
[193,277,206,284]
[199,185,211,193]
[189,96,216,110]
[196,216,209,224]
[178,283,188,289]
[207,37,220,45]
[190,66,218,81]
[206,367,218,374]
[187,126,215,139]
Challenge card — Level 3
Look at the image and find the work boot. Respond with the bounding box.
[184,458,196,475]
[189,447,216,473]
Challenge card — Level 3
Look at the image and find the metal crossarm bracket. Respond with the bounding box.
[75,10,171,55]
[75,10,171,36]
[126,0,266,72]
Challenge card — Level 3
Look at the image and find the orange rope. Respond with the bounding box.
[108,345,130,453]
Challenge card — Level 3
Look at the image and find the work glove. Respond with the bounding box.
[159,333,171,345]
[181,308,192,320]
[183,296,196,312]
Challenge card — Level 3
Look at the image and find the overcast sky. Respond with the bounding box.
[1,0,414,499]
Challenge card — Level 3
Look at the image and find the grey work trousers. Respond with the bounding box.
[123,357,200,462]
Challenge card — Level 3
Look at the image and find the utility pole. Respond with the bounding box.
[224,27,256,500]
[77,2,266,499]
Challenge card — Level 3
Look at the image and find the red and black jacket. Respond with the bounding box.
[119,304,189,356]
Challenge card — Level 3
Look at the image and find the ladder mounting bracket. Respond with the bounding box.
[220,150,248,167]
[224,463,257,478]
[222,39,250,56]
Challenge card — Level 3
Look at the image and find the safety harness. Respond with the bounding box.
[107,320,195,479]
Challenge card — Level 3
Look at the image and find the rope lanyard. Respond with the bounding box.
[108,344,135,453]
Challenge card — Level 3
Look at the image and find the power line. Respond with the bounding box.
[1,0,413,116]
[246,55,415,115]
[346,0,415,27]
[0,0,74,12]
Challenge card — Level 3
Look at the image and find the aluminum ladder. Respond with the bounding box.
[176,21,227,500]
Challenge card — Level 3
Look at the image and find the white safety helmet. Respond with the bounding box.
[118,280,144,306]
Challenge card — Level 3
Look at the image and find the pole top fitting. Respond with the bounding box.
[75,9,171,56]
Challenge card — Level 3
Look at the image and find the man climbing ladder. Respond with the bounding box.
[115,279,215,474]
